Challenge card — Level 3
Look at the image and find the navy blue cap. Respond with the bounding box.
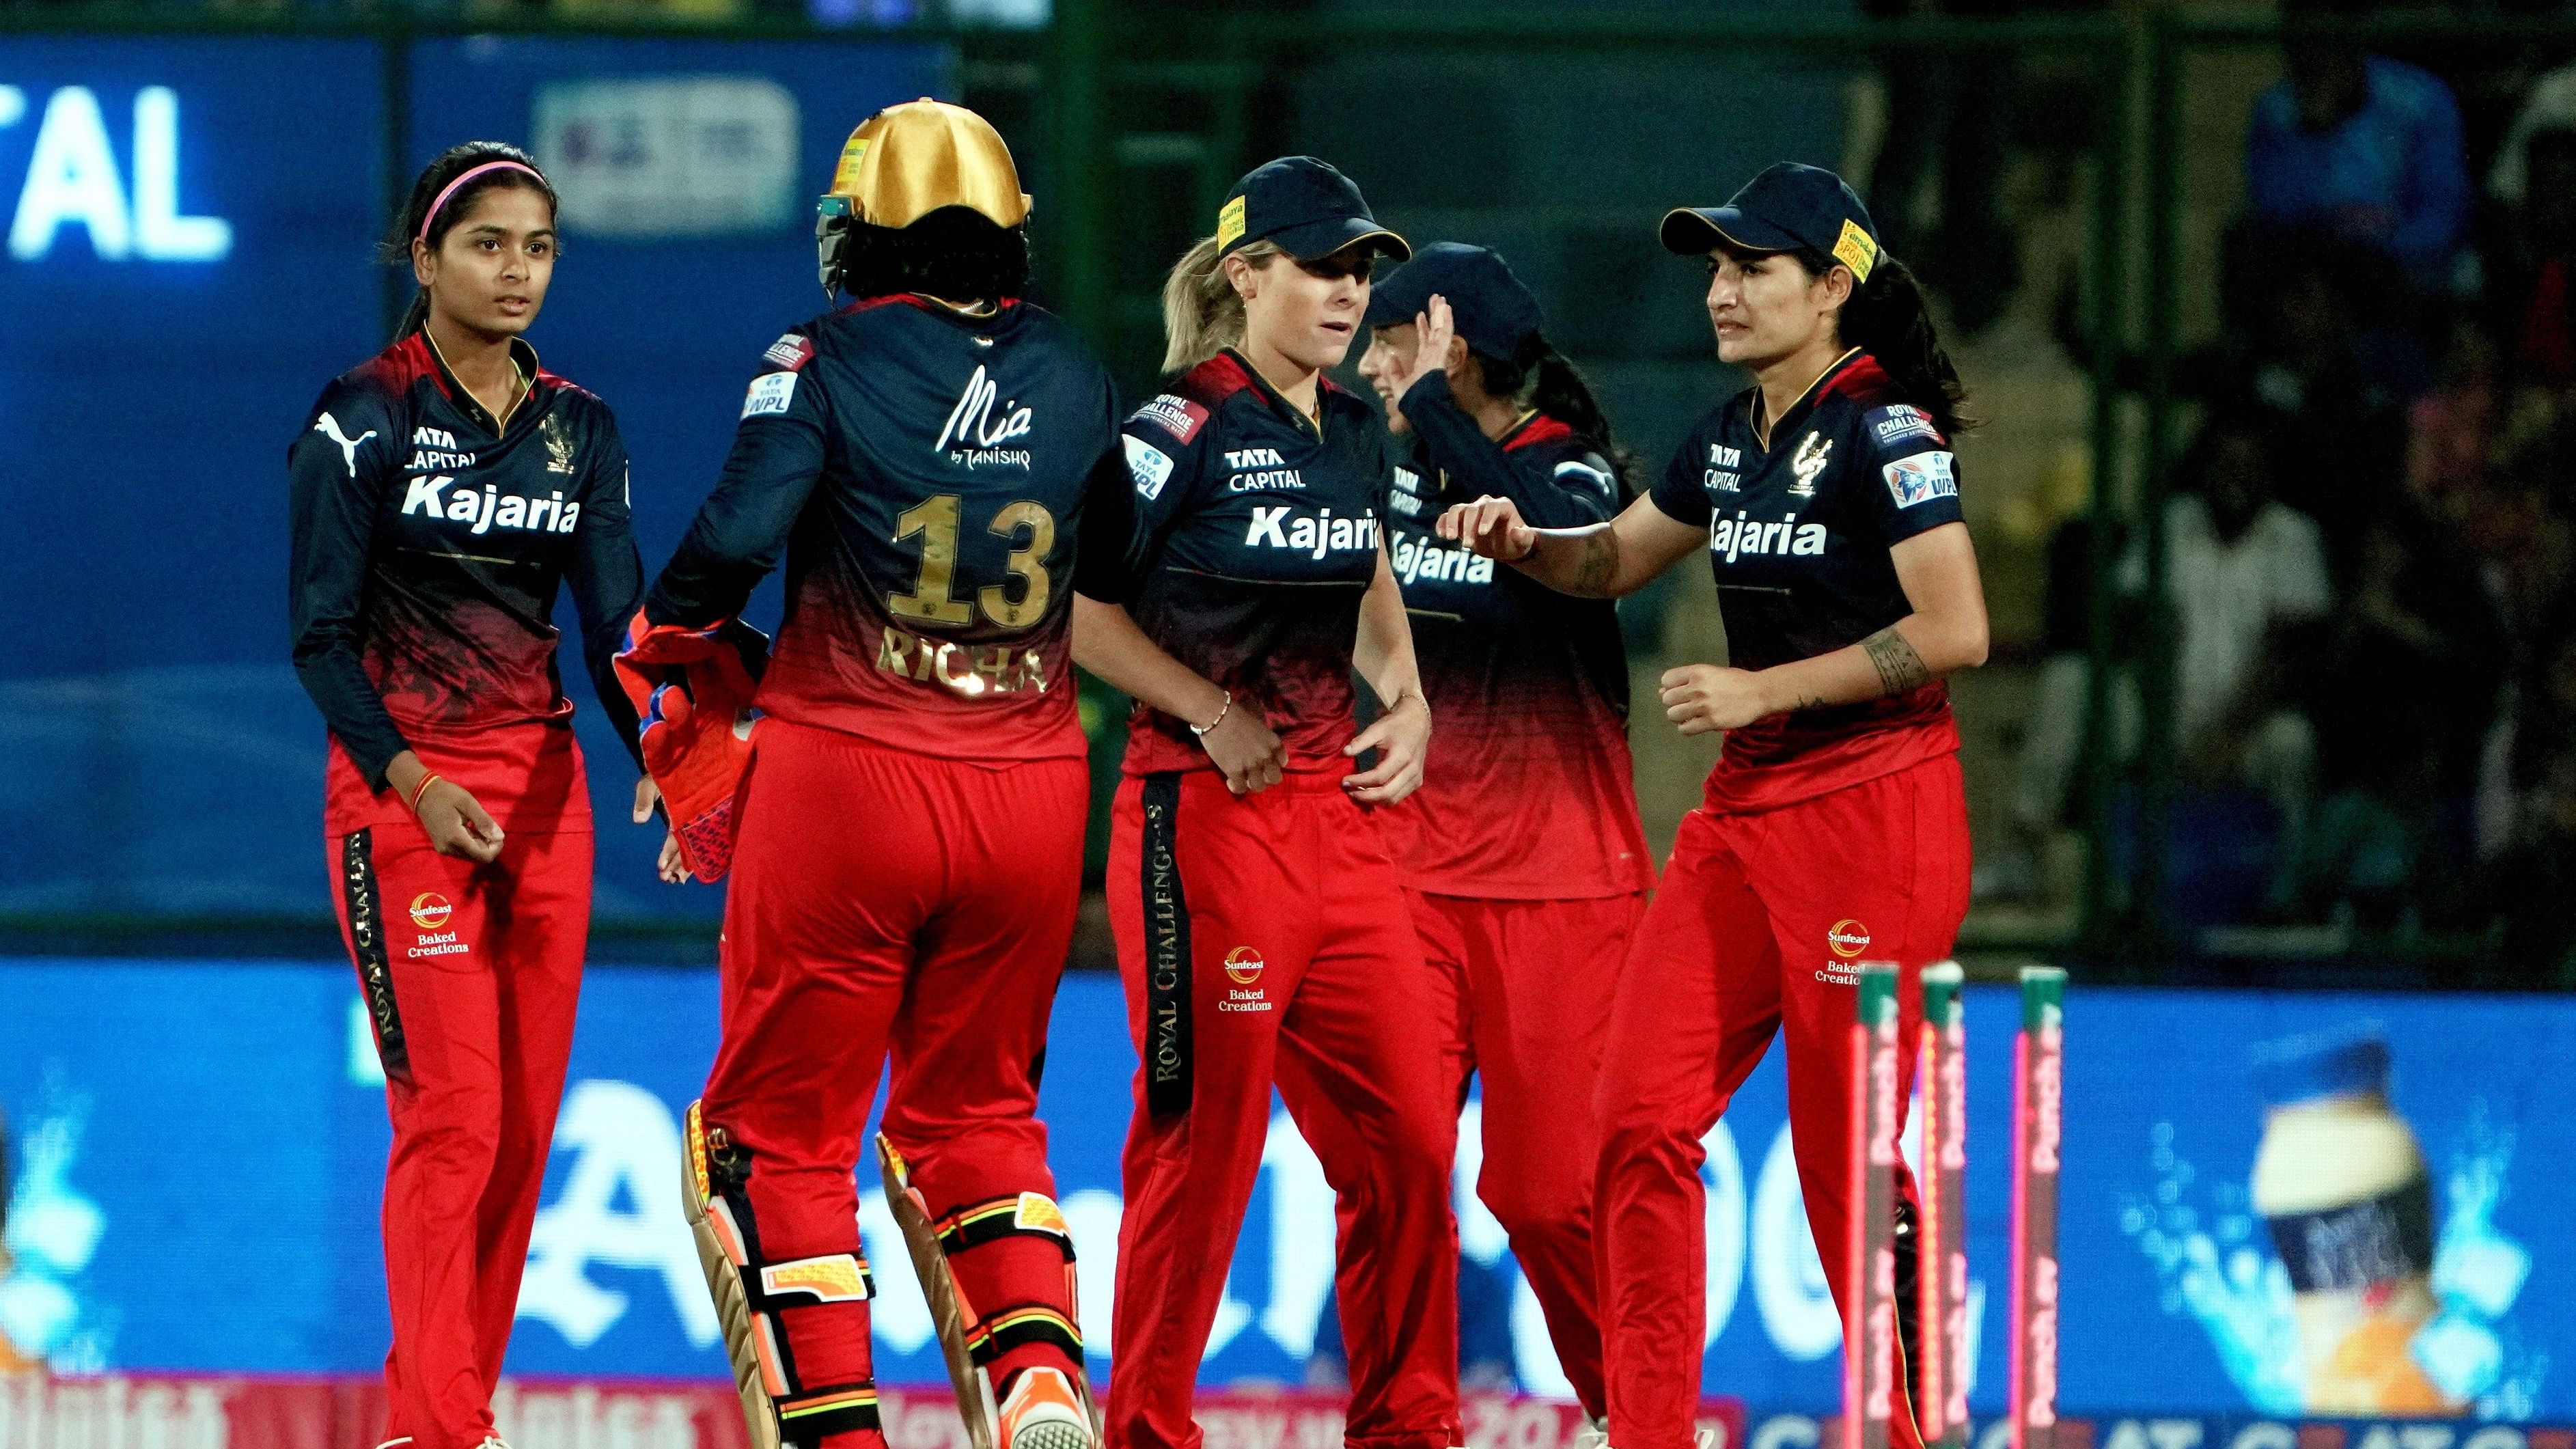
[1660,162,1882,283]
[1217,156,1410,264]
[1363,243,1545,361]
[2248,1027,2392,1108]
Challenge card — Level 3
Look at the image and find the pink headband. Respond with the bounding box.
[418,160,546,243]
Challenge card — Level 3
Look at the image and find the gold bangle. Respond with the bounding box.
[407,772,443,814]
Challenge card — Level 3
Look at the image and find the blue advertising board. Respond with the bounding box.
[0,969,2566,1418]
[0,36,948,924]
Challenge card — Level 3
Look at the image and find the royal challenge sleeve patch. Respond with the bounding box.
[743,371,799,421]
[1865,404,1943,450]
[762,333,817,371]
[1883,450,1959,508]
[1124,435,1175,501]
[1131,394,1209,445]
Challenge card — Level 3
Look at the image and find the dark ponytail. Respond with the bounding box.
[1471,335,1635,495]
[1833,253,1970,439]
[381,141,559,342]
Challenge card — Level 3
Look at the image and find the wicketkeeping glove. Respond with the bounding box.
[614,609,771,883]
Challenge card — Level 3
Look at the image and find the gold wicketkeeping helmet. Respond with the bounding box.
[816,98,1029,294]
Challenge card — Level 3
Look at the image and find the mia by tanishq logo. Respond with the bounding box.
[937,364,1034,468]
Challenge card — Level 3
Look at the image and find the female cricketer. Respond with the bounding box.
[1070,156,1460,1449]
[288,142,650,1449]
[1440,163,1989,1449]
[639,102,1116,1449]
[1353,243,1651,1429]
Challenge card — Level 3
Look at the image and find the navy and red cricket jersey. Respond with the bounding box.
[1079,349,1391,773]
[1646,348,1965,810]
[1378,372,1651,898]
[648,291,1122,1447]
[1602,347,1976,1449]
[647,294,1123,763]
[289,327,643,1449]
[1082,348,1462,1449]
[289,329,646,832]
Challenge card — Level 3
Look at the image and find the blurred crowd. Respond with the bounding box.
[1980,0,2576,984]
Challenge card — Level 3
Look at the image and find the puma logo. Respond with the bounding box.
[314,413,377,478]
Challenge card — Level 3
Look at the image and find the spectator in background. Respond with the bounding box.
[1997,415,2330,909]
[2206,238,2419,581]
[2487,59,2576,219]
[2479,626,2576,986]
[2293,500,2507,928]
[2489,126,2576,392]
[1864,0,2020,335]
[1989,513,2116,902]
[2407,314,2503,514]
[2163,415,2330,845]
[2243,0,2469,294]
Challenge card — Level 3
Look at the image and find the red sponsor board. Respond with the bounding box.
[0,1375,1743,1449]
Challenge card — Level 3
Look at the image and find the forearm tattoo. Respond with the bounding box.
[1861,624,1932,695]
[1566,532,1619,597]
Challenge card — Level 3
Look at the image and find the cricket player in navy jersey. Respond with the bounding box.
[1352,245,1652,1437]
[288,142,654,1449]
[1068,157,1460,1449]
[1442,164,1991,1449]
[633,102,1118,1449]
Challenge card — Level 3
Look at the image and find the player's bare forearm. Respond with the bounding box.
[1071,592,1228,727]
[1750,524,1990,714]
[1519,525,1628,598]
[1520,495,1708,598]
[1353,550,1426,708]
[1747,620,1943,715]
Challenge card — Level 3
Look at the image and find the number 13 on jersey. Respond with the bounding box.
[887,493,1057,630]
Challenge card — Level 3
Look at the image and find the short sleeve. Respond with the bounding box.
[1075,390,1215,602]
[1854,403,1965,545]
[1648,419,1717,529]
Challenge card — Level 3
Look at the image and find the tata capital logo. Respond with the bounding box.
[1223,946,1264,985]
[1,84,232,262]
[1827,919,1870,958]
[410,892,454,930]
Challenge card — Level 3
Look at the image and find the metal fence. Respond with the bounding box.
[3,5,2561,983]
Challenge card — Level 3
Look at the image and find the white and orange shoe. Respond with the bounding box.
[997,1366,1092,1449]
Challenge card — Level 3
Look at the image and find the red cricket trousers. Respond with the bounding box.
[1105,770,1459,1449]
[697,719,1090,1447]
[1411,889,1644,1419]
[332,812,593,1449]
[1594,753,1971,1449]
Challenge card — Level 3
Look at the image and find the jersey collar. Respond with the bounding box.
[420,326,542,437]
[1223,347,1331,439]
[1747,346,1861,452]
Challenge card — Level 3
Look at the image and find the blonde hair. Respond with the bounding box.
[1160,234,1285,374]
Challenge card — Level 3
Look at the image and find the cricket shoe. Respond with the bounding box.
[1573,1418,1608,1449]
[998,1366,1092,1449]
